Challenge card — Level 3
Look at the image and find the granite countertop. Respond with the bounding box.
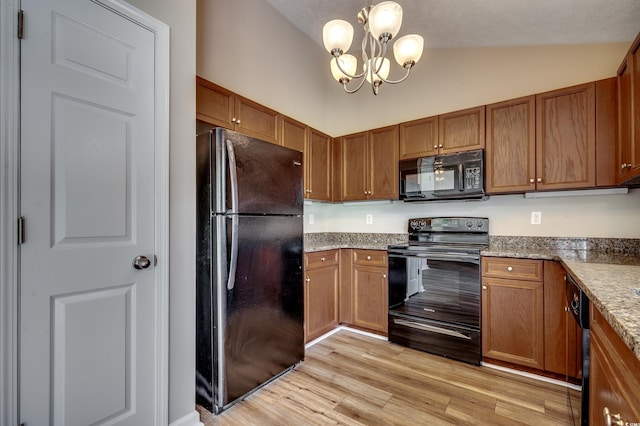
[482,237,640,363]
[304,233,640,362]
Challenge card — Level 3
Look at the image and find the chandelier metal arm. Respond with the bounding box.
[378,64,413,84]
[341,75,369,94]
[332,50,366,80]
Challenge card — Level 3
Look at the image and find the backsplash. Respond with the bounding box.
[489,236,640,255]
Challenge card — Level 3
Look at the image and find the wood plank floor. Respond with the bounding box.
[197,329,581,425]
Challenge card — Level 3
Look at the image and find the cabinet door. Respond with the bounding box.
[368,125,399,200]
[631,38,640,176]
[485,96,536,194]
[543,261,580,378]
[280,115,306,152]
[304,264,339,343]
[196,77,234,128]
[595,78,618,187]
[438,106,485,154]
[618,57,633,183]
[352,264,388,334]
[481,276,544,369]
[399,116,438,159]
[234,95,279,144]
[536,83,596,190]
[340,132,368,201]
[308,129,332,201]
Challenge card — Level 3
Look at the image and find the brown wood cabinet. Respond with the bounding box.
[485,96,536,194]
[307,129,332,201]
[535,82,596,190]
[398,116,439,159]
[280,118,332,201]
[338,126,399,201]
[438,106,485,154]
[590,305,640,425]
[338,249,388,335]
[303,250,340,343]
[617,33,640,185]
[595,78,618,187]
[543,261,581,378]
[196,77,279,144]
[481,257,544,370]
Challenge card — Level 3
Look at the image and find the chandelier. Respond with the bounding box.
[322,1,424,95]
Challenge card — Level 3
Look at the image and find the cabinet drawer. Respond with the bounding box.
[305,250,339,269]
[482,257,543,281]
[352,249,387,267]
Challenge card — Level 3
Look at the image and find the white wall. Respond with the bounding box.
[196,0,332,133]
[304,189,640,238]
[119,0,196,423]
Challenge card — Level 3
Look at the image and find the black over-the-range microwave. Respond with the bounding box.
[399,149,485,202]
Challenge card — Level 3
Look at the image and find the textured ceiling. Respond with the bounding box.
[264,0,640,49]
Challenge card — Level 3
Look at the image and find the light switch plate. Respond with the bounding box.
[531,211,541,225]
[366,214,373,225]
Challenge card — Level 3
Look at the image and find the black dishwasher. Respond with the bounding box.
[566,272,589,426]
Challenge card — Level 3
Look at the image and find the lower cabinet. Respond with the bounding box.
[303,250,339,343]
[482,257,582,378]
[482,257,545,369]
[590,305,640,425]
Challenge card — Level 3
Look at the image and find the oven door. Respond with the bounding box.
[388,250,482,328]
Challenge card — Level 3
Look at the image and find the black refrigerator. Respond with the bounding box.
[195,128,304,414]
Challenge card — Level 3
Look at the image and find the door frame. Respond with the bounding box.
[0,1,170,424]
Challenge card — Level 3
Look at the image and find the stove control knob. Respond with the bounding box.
[475,221,484,228]
[465,220,473,228]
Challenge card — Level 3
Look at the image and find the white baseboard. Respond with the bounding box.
[305,325,387,349]
[169,410,203,426]
[482,361,582,391]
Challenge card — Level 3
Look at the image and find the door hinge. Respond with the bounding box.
[17,216,25,245]
[17,10,24,39]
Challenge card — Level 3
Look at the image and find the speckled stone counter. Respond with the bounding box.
[482,236,640,362]
[304,232,408,252]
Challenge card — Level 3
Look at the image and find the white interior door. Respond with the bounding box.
[19,1,165,424]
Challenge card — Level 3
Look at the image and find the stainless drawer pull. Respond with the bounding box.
[393,318,471,340]
[507,266,513,271]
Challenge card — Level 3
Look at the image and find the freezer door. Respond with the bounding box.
[219,214,304,410]
[220,128,303,215]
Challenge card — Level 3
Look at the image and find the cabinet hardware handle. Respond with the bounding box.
[433,144,438,149]
[231,117,237,123]
[482,285,487,290]
[383,274,387,278]
[367,256,371,260]
[305,278,311,282]
[621,163,628,169]
[564,306,569,312]
[603,407,624,426]
[438,144,443,148]
[320,257,325,262]
[529,178,535,183]
[627,164,632,169]
[537,177,542,183]
[236,119,241,124]
[507,266,513,271]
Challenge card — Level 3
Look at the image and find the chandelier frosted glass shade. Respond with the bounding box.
[321,1,424,95]
[368,1,403,40]
[393,34,424,67]
[322,19,354,54]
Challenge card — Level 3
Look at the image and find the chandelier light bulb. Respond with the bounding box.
[322,19,354,54]
[368,1,403,40]
[330,54,358,82]
[393,34,424,67]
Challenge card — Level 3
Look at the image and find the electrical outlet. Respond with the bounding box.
[365,214,373,225]
[309,214,314,225]
[531,211,542,225]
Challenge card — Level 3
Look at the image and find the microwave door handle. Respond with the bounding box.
[458,164,464,191]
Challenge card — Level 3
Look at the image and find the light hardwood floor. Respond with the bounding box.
[197,329,580,425]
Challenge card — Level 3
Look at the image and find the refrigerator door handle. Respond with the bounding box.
[226,139,239,290]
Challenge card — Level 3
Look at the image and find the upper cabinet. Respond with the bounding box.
[307,129,332,202]
[617,33,640,185]
[399,116,439,159]
[196,76,279,144]
[338,125,399,201]
[485,96,536,194]
[536,82,596,190]
[398,107,484,160]
[438,106,486,154]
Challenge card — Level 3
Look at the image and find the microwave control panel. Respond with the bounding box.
[465,166,482,190]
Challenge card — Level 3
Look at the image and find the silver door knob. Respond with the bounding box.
[529,178,535,183]
[537,177,542,183]
[132,255,151,270]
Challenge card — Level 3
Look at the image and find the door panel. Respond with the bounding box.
[20,1,159,424]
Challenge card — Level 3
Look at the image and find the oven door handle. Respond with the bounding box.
[392,318,472,340]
